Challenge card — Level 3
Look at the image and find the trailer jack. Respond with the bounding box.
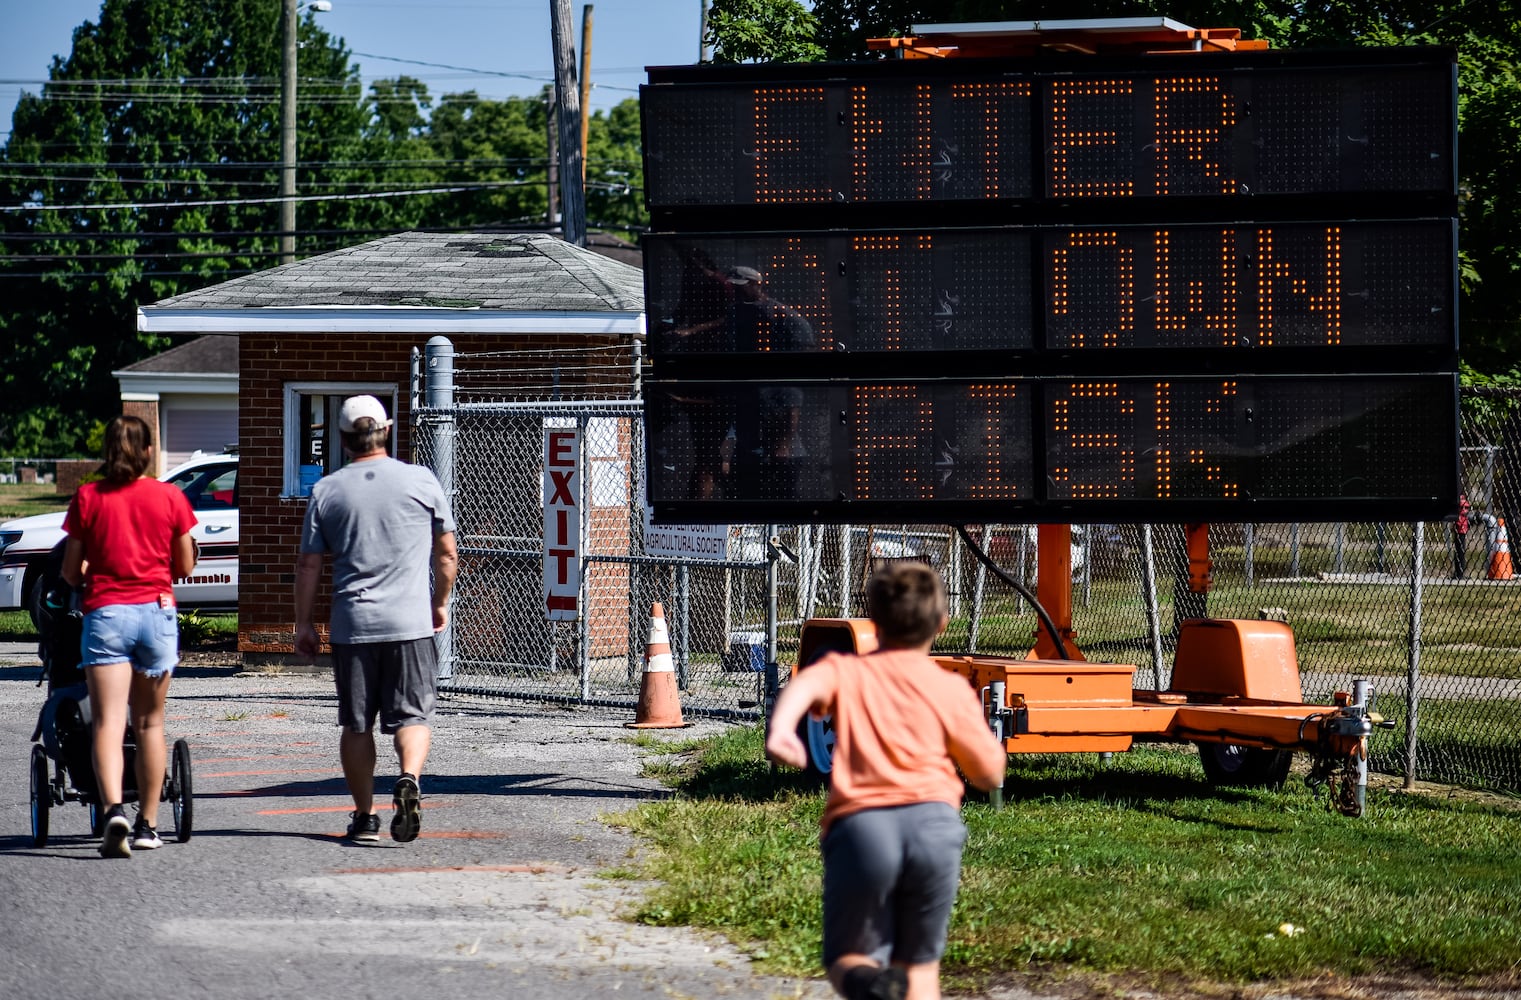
[1302,680,1393,818]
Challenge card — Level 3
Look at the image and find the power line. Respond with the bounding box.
[0,180,562,213]
[0,157,644,170]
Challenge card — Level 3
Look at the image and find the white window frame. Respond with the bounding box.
[282,382,398,498]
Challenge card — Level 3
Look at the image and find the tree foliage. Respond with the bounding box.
[0,0,646,455]
[704,0,826,63]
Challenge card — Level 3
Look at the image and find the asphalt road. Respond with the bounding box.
[0,643,841,1000]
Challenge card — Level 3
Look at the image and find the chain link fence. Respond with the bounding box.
[412,342,773,721]
[420,344,1521,794]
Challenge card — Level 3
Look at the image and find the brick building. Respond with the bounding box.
[135,232,644,662]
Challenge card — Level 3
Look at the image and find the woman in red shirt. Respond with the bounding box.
[62,416,197,859]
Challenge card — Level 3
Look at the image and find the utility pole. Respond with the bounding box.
[279,0,330,265]
[545,92,558,229]
[699,0,710,61]
[280,0,298,265]
[550,0,586,245]
[579,5,593,182]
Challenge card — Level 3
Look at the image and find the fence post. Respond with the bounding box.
[1140,524,1165,690]
[1405,521,1424,789]
[1243,522,1255,588]
[838,524,854,617]
[765,522,779,703]
[424,335,456,680]
[1334,522,1346,573]
[1290,522,1301,578]
[968,523,993,653]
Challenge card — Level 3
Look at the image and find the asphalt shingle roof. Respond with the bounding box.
[117,334,237,374]
[149,232,644,312]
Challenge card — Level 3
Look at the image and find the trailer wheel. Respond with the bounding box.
[1196,742,1293,789]
[798,713,836,784]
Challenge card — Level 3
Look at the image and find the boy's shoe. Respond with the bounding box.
[131,817,163,850]
[842,965,907,1000]
[391,773,421,843]
[99,805,131,859]
[344,811,381,842]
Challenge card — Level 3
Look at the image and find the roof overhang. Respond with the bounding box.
[113,371,238,398]
[136,306,647,337]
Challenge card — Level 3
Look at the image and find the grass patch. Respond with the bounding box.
[614,727,1521,993]
[0,483,69,521]
[0,610,235,647]
[0,610,35,642]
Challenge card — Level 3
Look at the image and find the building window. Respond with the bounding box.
[283,383,397,497]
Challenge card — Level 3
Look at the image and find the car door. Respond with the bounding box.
[170,462,239,611]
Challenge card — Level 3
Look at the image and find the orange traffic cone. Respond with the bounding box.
[1489,518,1514,580]
[627,602,690,728]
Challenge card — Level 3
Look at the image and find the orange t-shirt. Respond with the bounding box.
[63,478,197,613]
[809,647,1001,835]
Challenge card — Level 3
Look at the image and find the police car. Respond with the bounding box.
[0,452,238,621]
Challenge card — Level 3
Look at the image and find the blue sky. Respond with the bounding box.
[1,0,708,138]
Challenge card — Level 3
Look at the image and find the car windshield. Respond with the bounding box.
[165,463,238,511]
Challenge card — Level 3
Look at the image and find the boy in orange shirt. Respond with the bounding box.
[767,562,1007,1000]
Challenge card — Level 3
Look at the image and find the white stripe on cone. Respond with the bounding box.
[645,608,674,672]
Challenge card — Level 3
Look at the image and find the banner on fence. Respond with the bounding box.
[543,426,582,621]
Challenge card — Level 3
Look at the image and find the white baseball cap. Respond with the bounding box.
[338,394,393,432]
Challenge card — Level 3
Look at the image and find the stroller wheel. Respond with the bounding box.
[30,744,51,848]
[171,739,194,843]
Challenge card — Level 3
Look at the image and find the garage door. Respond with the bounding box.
[164,406,237,467]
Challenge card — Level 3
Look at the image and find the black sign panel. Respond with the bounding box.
[645,220,1453,366]
[640,48,1460,524]
[646,376,1455,522]
[642,50,1455,211]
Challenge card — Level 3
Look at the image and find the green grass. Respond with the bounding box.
[0,483,69,522]
[0,610,236,645]
[0,610,35,641]
[614,728,1521,994]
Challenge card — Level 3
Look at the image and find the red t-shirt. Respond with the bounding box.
[63,478,197,613]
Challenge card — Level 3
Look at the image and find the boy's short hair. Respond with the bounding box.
[866,561,947,647]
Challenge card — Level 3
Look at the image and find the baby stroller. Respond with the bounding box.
[27,541,194,848]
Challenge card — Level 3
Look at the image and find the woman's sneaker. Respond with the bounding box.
[99,805,131,859]
[345,811,380,842]
[391,774,421,843]
[132,817,163,850]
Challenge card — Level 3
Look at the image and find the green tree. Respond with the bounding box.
[586,98,647,238]
[703,0,826,63]
[0,0,364,454]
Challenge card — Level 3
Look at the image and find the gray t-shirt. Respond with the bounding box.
[300,456,456,644]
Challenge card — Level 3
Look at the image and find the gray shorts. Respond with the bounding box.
[821,801,968,967]
[332,637,438,735]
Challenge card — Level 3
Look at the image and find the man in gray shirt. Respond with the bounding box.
[295,394,458,844]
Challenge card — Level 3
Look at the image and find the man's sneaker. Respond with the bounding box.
[131,817,163,850]
[391,773,421,843]
[344,811,380,842]
[99,805,131,859]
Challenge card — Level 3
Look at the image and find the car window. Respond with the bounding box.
[167,463,238,510]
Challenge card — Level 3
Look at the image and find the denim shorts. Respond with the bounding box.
[81,602,179,677]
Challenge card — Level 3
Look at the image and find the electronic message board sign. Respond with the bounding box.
[639,46,1459,524]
